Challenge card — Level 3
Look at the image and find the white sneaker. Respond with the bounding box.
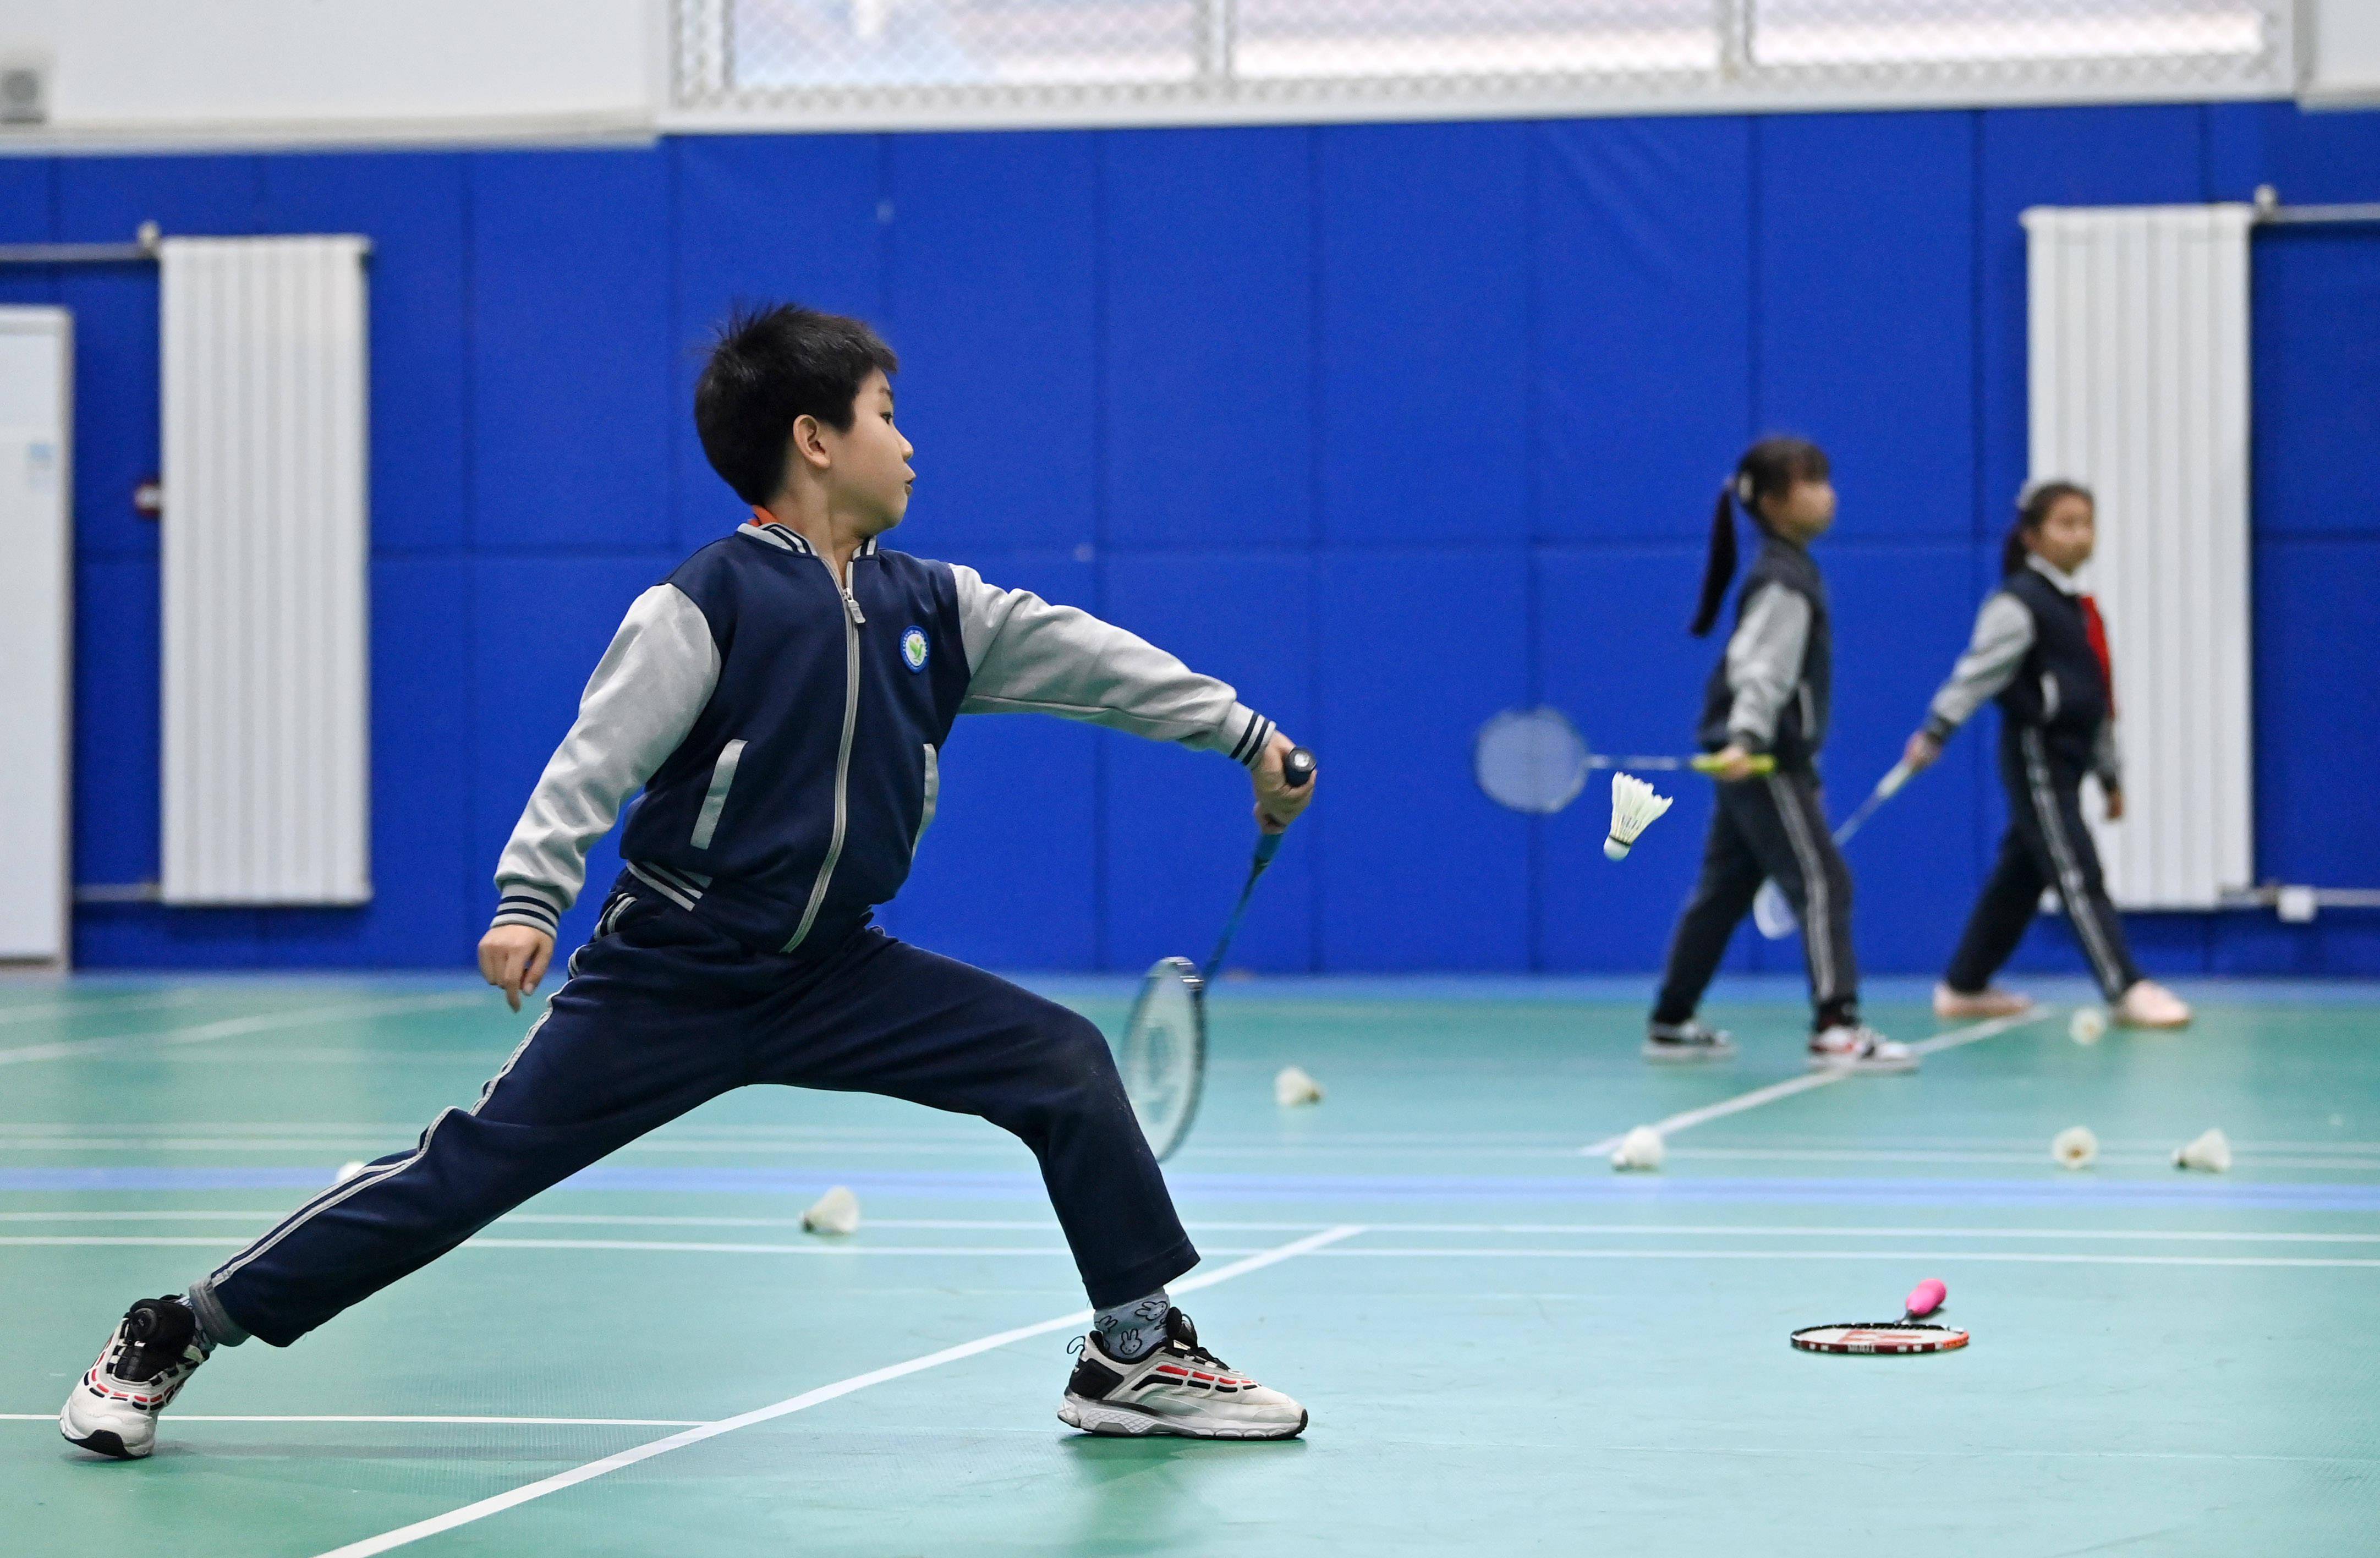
[1643,1019,1736,1063]
[61,1297,213,1460]
[1057,1308,1307,1440]
[1933,983,2033,1019]
[2114,980,2192,1029]
[1808,1024,1917,1073]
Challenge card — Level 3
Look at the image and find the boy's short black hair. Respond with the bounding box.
[694,304,901,505]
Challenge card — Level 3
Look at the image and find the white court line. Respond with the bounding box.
[0,993,484,1068]
[0,1414,705,1426]
[12,1212,2380,1246]
[1310,1248,2380,1269]
[0,991,207,1028]
[0,1236,1271,1258]
[1580,1010,2052,1156]
[309,1224,1363,1558]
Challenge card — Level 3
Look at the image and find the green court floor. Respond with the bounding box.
[4,974,2375,1555]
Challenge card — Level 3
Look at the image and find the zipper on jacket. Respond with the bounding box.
[785,556,866,952]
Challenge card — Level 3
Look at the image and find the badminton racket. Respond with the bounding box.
[1752,760,1914,939]
[1790,1322,1968,1356]
[1474,707,1771,816]
[1118,747,1316,1161]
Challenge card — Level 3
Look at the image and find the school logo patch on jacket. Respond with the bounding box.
[901,627,930,672]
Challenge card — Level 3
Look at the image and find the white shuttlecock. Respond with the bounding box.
[802,1185,862,1235]
[1610,1125,1665,1171]
[1604,772,1674,861]
[1274,1065,1324,1107]
[336,1160,367,1182]
[2051,1126,2098,1168]
[2069,1006,2107,1045]
[2174,1128,2233,1173]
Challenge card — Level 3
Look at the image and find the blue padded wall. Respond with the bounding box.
[43,103,2380,974]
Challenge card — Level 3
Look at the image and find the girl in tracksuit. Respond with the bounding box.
[1903,480,2190,1028]
[62,304,1317,1462]
[1646,437,1913,1072]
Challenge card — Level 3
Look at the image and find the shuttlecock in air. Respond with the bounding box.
[1604,772,1674,861]
[2174,1128,2232,1173]
[1274,1065,1324,1107]
[2069,1006,2107,1045]
[2051,1126,2098,1168]
[1610,1125,1665,1171]
[336,1160,367,1182]
[802,1185,862,1235]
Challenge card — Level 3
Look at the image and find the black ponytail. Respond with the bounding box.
[2003,479,2093,575]
[1691,437,1830,637]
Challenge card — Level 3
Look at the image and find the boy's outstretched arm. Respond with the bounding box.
[478,584,721,1009]
[948,566,1314,832]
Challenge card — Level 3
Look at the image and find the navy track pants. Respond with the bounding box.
[193,892,1197,1346]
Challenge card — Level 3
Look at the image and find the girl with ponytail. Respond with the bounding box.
[1902,480,2190,1028]
[1647,438,1912,1073]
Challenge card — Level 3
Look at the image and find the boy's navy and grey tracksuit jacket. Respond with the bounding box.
[1924,555,2142,1000]
[1655,535,1861,1029]
[190,520,1277,1348]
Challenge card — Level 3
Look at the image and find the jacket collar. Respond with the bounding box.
[2026,552,2083,597]
[736,519,881,561]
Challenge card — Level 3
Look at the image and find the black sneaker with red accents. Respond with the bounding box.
[61,1296,213,1460]
[1057,1308,1307,1440]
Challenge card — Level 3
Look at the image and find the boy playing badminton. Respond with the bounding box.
[63,304,1317,1459]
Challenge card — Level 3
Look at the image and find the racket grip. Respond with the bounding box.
[1281,746,1317,790]
[1878,760,1913,799]
[1688,753,1778,777]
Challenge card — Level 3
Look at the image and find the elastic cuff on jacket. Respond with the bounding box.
[490,887,564,937]
[1728,729,1772,756]
[1218,705,1276,770]
[1922,713,1959,743]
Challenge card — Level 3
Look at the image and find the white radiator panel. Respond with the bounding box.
[0,308,73,962]
[160,237,372,904]
[2022,204,2255,910]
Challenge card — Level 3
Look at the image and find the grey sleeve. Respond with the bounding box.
[2092,718,2124,792]
[949,564,1275,766]
[490,584,721,936]
[1722,584,1812,753]
[1922,592,2034,742]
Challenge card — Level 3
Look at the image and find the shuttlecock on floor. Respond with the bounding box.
[2174,1128,2232,1173]
[2051,1126,2099,1168]
[1604,772,1674,861]
[1610,1125,1665,1171]
[1274,1065,1324,1107]
[336,1160,367,1182]
[802,1185,862,1235]
[2069,1006,2107,1045]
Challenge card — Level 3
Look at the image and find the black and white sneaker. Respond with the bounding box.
[1807,1024,1917,1073]
[61,1296,213,1460]
[1058,1308,1307,1440]
[1644,1020,1736,1063]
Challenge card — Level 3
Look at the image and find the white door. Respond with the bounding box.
[0,308,73,964]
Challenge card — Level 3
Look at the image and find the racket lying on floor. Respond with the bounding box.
[1119,747,1317,1161]
[1752,760,1915,939]
[1474,706,1770,816]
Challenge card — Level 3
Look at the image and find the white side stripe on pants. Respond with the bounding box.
[2021,729,2126,998]
[1765,773,1837,1001]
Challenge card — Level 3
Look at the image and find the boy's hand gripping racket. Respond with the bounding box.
[1118,747,1316,1161]
[1753,760,1913,940]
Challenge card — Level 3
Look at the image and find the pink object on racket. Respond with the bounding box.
[1904,1279,1947,1318]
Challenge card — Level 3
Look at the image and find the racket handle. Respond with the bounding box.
[1281,746,1317,790]
[1688,753,1778,777]
[1878,760,1914,799]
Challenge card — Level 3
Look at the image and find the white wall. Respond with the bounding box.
[0,0,659,147]
[2305,0,2380,105]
